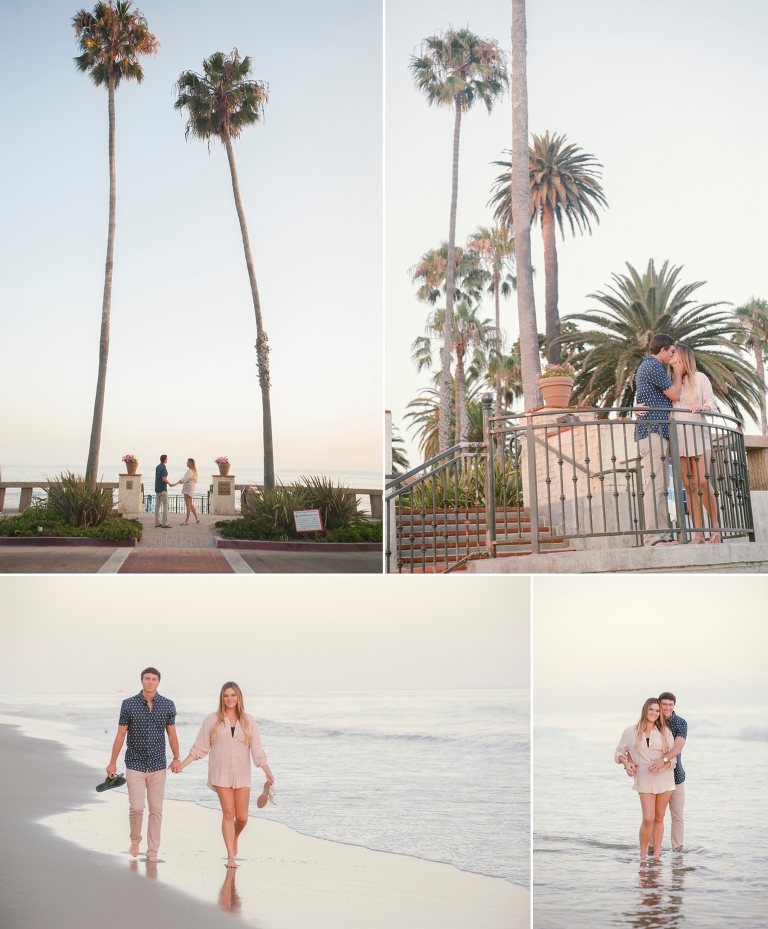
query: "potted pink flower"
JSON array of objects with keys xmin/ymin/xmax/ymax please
[
  {"xmin": 215, "ymin": 456, "xmax": 231, "ymax": 476},
  {"xmin": 537, "ymin": 362, "xmax": 577, "ymax": 409},
  {"xmin": 121, "ymin": 453, "xmax": 139, "ymax": 475}
]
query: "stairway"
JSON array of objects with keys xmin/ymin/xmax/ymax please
[{"xmin": 392, "ymin": 507, "xmax": 574, "ymax": 573}]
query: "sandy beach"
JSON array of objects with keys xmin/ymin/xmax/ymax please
[{"xmin": 0, "ymin": 722, "xmax": 530, "ymax": 929}]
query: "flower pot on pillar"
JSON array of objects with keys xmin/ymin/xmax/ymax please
[
  {"xmin": 215, "ymin": 458, "xmax": 231, "ymax": 477},
  {"xmin": 538, "ymin": 377, "xmax": 574, "ymax": 409},
  {"xmin": 122, "ymin": 455, "xmax": 139, "ymax": 475}
]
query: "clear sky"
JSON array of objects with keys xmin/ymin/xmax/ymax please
[
  {"xmin": 0, "ymin": 0, "xmax": 382, "ymax": 477},
  {"xmin": 385, "ymin": 0, "xmax": 768, "ymax": 465},
  {"xmin": 533, "ymin": 575, "xmax": 768, "ymax": 714},
  {"xmin": 0, "ymin": 575, "xmax": 530, "ymax": 692}
]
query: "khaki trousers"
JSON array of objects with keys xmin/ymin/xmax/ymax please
[
  {"xmin": 154, "ymin": 491, "xmax": 169, "ymax": 527},
  {"xmin": 669, "ymin": 781, "xmax": 685, "ymax": 850},
  {"xmin": 127, "ymin": 767, "xmax": 167, "ymax": 856},
  {"xmin": 639, "ymin": 432, "xmax": 671, "ymax": 541}
]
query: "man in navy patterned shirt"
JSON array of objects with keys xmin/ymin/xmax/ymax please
[
  {"xmin": 634, "ymin": 334, "xmax": 683, "ymax": 544},
  {"xmin": 648, "ymin": 691, "xmax": 688, "ymax": 851},
  {"xmin": 107, "ymin": 667, "xmax": 180, "ymax": 862}
]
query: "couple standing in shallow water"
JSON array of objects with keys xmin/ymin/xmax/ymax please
[
  {"xmin": 615, "ymin": 692, "xmax": 688, "ymax": 859},
  {"xmin": 107, "ymin": 668, "xmax": 275, "ymax": 869},
  {"xmin": 154, "ymin": 455, "xmax": 201, "ymax": 527}
]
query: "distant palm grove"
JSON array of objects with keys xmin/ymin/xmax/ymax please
[
  {"xmin": 72, "ymin": 1, "xmax": 276, "ymax": 487},
  {"xmin": 401, "ymin": 23, "xmax": 767, "ymax": 464}
]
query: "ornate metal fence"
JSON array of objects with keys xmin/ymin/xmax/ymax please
[{"xmin": 386, "ymin": 396, "xmax": 755, "ymax": 573}]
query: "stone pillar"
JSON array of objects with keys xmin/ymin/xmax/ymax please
[
  {"xmin": 118, "ymin": 474, "xmax": 142, "ymax": 515},
  {"xmin": 212, "ymin": 475, "xmax": 236, "ymax": 515}
]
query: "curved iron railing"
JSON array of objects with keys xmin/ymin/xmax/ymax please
[{"xmin": 386, "ymin": 396, "xmax": 755, "ymax": 573}]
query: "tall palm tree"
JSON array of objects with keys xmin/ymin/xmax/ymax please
[
  {"xmin": 72, "ymin": 1, "xmax": 158, "ymax": 484},
  {"xmin": 490, "ymin": 131, "xmax": 608, "ymax": 364},
  {"xmin": 175, "ymin": 50, "xmax": 275, "ymax": 487},
  {"xmin": 556, "ymin": 259, "xmax": 762, "ymax": 419},
  {"xmin": 410, "ymin": 28, "xmax": 508, "ymax": 452},
  {"xmin": 405, "ymin": 377, "xmax": 486, "ymax": 460},
  {"xmin": 410, "ymin": 243, "xmax": 485, "ymax": 307},
  {"xmin": 466, "ymin": 224, "xmax": 515, "ymax": 414},
  {"xmin": 509, "ymin": 0, "xmax": 541, "ymax": 410},
  {"xmin": 733, "ymin": 297, "xmax": 768, "ymax": 434}
]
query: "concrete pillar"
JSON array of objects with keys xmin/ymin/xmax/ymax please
[
  {"xmin": 118, "ymin": 474, "xmax": 142, "ymax": 515},
  {"xmin": 212, "ymin": 475, "xmax": 236, "ymax": 515}
]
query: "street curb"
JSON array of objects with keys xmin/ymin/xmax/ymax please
[
  {"xmin": 0, "ymin": 537, "xmax": 137, "ymax": 548},
  {"xmin": 217, "ymin": 539, "xmax": 382, "ymax": 553}
]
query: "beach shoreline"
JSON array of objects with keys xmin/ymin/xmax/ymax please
[{"xmin": 1, "ymin": 721, "xmax": 530, "ymax": 929}]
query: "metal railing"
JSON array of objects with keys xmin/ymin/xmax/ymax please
[
  {"xmin": 386, "ymin": 395, "xmax": 755, "ymax": 572},
  {"xmin": 144, "ymin": 492, "xmax": 211, "ymax": 515}
]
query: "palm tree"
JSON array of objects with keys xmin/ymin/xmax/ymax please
[
  {"xmin": 412, "ymin": 303, "xmax": 499, "ymax": 443},
  {"xmin": 509, "ymin": 0, "xmax": 541, "ymax": 411},
  {"xmin": 390, "ymin": 426, "xmax": 410, "ymax": 476},
  {"xmin": 410, "ymin": 242, "xmax": 486, "ymax": 308},
  {"xmin": 405, "ymin": 377, "xmax": 486, "ymax": 460},
  {"xmin": 490, "ymin": 131, "xmax": 608, "ymax": 364},
  {"xmin": 72, "ymin": 1, "xmax": 158, "ymax": 484},
  {"xmin": 174, "ymin": 50, "xmax": 275, "ymax": 487},
  {"xmin": 466, "ymin": 224, "xmax": 515, "ymax": 414},
  {"xmin": 487, "ymin": 350, "xmax": 523, "ymax": 411},
  {"xmin": 734, "ymin": 297, "xmax": 768, "ymax": 434},
  {"xmin": 410, "ymin": 28, "xmax": 508, "ymax": 452},
  {"xmin": 556, "ymin": 259, "xmax": 762, "ymax": 419}
]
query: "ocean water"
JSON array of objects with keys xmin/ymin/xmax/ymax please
[
  {"xmin": 534, "ymin": 707, "xmax": 768, "ymax": 928},
  {"xmin": 0, "ymin": 465, "xmax": 381, "ymax": 512},
  {"xmin": 0, "ymin": 689, "xmax": 529, "ymax": 888}
]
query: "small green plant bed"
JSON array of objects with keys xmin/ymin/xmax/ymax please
[
  {"xmin": 216, "ymin": 518, "xmax": 382, "ymax": 544},
  {"xmin": 0, "ymin": 506, "xmax": 142, "ymax": 541}
]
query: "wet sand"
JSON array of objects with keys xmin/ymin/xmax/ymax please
[{"xmin": 0, "ymin": 722, "xmax": 530, "ymax": 929}]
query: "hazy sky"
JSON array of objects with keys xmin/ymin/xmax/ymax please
[
  {"xmin": 0, "ymin": 0, "xmax": 382, "ymax": 476},
  {"xmin": 533, "ymin": 575, "xmax": 768, "ymax": 714},
  {"xmin": 385, "ymin": 0, "xmax": 768, "ymax": 464},
  {"xmin": 0, "ymin": 576, "xmax": 530, "ymax": 692}
]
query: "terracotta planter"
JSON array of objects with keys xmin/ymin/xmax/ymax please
[
  {"xmin": 217, "ymin": 462, "xmax": 231, "ymax": 476},
  {"xmin": 125, "ymin": 460, "xmax": 138, "ymax": 475},
  {"xmin": 538, "ymin": 376, "xmax": 574, "ymax": 409}
]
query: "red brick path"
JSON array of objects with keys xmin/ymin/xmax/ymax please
[{"xmin": 117, "ymin": 550, "xmax": 234, "ymax": 574}]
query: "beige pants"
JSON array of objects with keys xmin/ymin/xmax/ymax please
[
  {"xmin": 127, "ymin": 767, "xmax": 167, "ymax": 857},
  {"xmin": 639, "ymin": 432, "xmax": 671, "ymax": 541},
  {"xmin": 154, "ymin": 491, "xmax": 169, "ymax": 527},
  {"xmin": 669, "ymin": 781, "xmax": 685, "ymax": 850}
]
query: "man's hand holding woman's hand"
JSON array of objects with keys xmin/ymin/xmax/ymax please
[
  {"xmin": 169, "ymin": 758, "xmax": 183, "ymax": 773},
  {"xmin": 623, "ymin": 759, "xmax": 637, "ymax": 777},
  {"xmin": 647, "ymin": 758, "xmax": 669, "ymax": 774}
]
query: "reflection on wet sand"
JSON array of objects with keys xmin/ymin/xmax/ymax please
[
  {"xmin": 624, "ymin": 856, "xmax": 693, "ymax": 928},
  {"xmin": 218, "ymin": 869, "xmax": 242, "ymax": 915}
]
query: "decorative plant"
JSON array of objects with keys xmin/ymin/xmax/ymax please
[
  {"xmin": 45, "ymin": 471, "xmax": 116, "ymax": 528},
  {"xmin": 121, "ymin": 453, "xmax": 138, "ymax": 463},
  {"xmin": 215, "ymin": 456, "xmax": 230, "ymax": 464},
  {"xmin": 538, "ymin": 362, "xmax": 576, "ymax": 379}
]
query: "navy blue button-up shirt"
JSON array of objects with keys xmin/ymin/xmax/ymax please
[
  {"xmin": 667, "ymin": 711, "xmax": 687, "ymax": 784},
  {"xmin": 118, "ymin": 692, "xmax": 177, "ymax": 772},
  {"xmin": 635, "ymin": 354, "xmax": 673, "ymax": 441},
  {"xmin": 155, "ymin": 463, "xmax": 168, "ymax": 494}
]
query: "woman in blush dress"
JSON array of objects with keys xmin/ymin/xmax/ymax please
[
  {"xmin": 615, "ymin": 698, "xmax": 676, "ymax": 859},
  {"xmin": 178, "ymin": 458, "xmax": 200, "ymax": 526},
  {"xmin": 671, "ymin": 344, "xmax": 721, "ymax": 543},
  {"xmin": 177, "ymin": 682, "xmax": 275, "ymax": 868}
]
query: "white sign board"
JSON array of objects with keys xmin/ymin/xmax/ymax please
[{"xmin": 293, "ymin": 508, "xmax": 324, "ymax": 532}]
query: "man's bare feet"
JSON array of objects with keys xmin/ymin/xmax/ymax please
[
  {"xmin": 129, "ymin": 843, "xmax": 139, "ymax": 857},
  {"xmin": 226, "ymin": 857, "xmax": 238, "ymax": 869}
]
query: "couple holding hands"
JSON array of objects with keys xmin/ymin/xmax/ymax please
[
  {"xmin": 615, "ymin": 692, "xmax": 687, "ymax": 860},
  {"xmin": 107, "ymin": 668, "xmax": 275, "ymax": 869},
  {"xmin": 154, "ymin": 455, "xmax": 201, "ymax": 527}
]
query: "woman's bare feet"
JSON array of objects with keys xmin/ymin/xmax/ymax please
[
  {"xmin": 709, "ymin": 532, "xmax": 722, "ymax": 544},
  {"xmin": 226, "ymin": 857, "xmax": 238, "ymax": 869},
  {"xmin": 129, "ymin": 842, "xmax": 139, "ymax": 857},
  {"xmin": 180, "ymin": 521, "xmax": 189, "ymax": 526}
]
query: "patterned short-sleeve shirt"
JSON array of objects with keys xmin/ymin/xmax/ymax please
[
  {"xmin": 635, "ymin": 354, "xmax": 673, "ymax": 441},
  {"xmin": 119, "ymin": 692, "xmax": 176, "ymax": 772},
  {"xmin": 666, "ymin": 712, "xmax": 687, "ymax": 784}
]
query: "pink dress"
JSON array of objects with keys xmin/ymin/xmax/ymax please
[{"xmin": 189, "ymin": 713, "xmax": 267, "ymax": 790}]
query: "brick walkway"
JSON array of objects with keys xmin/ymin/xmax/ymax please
[
  {"xmin": 136, "ymin": 512, "xmax": 224, "ymax": 549},
  {"xmin": 117, "ymin": 549, "xmax": 234, "ymax": 573}
]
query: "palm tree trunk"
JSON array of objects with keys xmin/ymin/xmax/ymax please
[
  {"xmin": 494, "ymin": 272, "xmax": 502, "ymax": 417},
  {"xmin": 85, "ymin": 78, "xmax": 116, "ymax": 486},
  {"xmin": 510, "ymin": 0, "xmax": 542, "ymax": 410},
  {"xmin": 455, "ymin": 351, "xmax": 467, "ymax": 443},
  {"xmin": 223, "ymin": 131, "xmax": 275, "ymax": 488},
  {"xmin": 542, "ymin": 205, "xmax": 561, "ymax": 364},
  {"xmin": 439, "ymin": 100, "xmax": 463, "ymax": 452},
  {"xmin": 755, "ymin": 338, "xmax": 767, "ymax": 435}
]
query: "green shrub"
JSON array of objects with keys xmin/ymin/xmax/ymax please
[
  {"xmin": 320, "ymin": 523, "xmax": 383, "ymax": 543},
  {"xmin": 0, "ymin": 504, "xmax": 141, "ymax": 541},
  {"xmin": 237, "ymin": 475, "xmax": 362, "ymax": 537},
  {"xmin": 45, "ymin": 472, "xmax": 115, "ymax": 528},
  {"xmin": 89, "ymin": 518, "xmax": 143, "ymax": 541},
  {"xmin": 216, "ymin": 517, "xmax": 290, "ymax": 542}
]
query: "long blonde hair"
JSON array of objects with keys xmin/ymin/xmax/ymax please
[
  {"xmin": 186, "ymin": 458, "xmax": 199, "ymax": 481},
  {"xmin": 210, "ymin": 681, "xmax": 251, "ymax": 744},
  {"xmin": 675, "ymin": 343, "xmax": 701, "ymax": 407},
  {"xmin": 634, "ymin": 697, "xmax": 672, "ymax": 752}
]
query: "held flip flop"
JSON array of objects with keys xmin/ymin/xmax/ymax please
[{"xmin": 96, "ymin": 774, "xmax": 127, "ymax": 792}]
